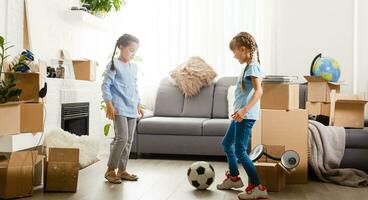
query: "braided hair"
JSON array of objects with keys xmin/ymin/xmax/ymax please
[
  {"xmin": 110, "ymin": 33, "xmax": 139, "ymax": 70},
  {"xmin": 229, "ymin": 32, "xmax": 260, "ymax": 92}
]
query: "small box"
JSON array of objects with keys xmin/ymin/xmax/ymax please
[
  {"xmin": 261, "ymin": 83, "xmax": 299, "ymax": 110},
  {"xmin": 72, "ymin": 60, "xmax": 96, "ymax": 81},
  {"xmin": 304, "ymin": 76, "xmax": 341, "ymax": 102},
  {"xmin": 0, "ymin": 102, "xmax": 44, "ymax": 136},
  {"xmin": 306, "ymin": 102, "xmax": 331, "ymax": 116},
  {"xmin": 330, "ymin": 91, "xmax": 368, "ymax": 128},
  {"xmin": 44, "ymin": 148, "xmax": 80, "ymax": 192},
  {"xmin": 0, "ymin": 151, "xmax": 41, "ymax": 199},
  {"xmin": 255, "ymin": 162, "xmax": 288, "ymax": 192}
]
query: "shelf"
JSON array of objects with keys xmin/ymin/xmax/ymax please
[{"xmin": 65, "ymin": 10, "xmax": 106, "ymax": 30}]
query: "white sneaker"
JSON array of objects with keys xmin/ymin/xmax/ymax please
[
  {"xmin": 216, "ymin": 171, "xmax": 244, "ymax": 190},
  {"xmin": 238, "ymin": 184, "xmax": 268, "ymax": 200}
]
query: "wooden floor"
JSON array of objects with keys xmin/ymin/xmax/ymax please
[{"xmin": 30, "ymin": 156, "xmax": 368, "ymax": 200}]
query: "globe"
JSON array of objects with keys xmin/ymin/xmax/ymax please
[{"xmin": 311, "ymin": 54, "xmax": 341, "ymax": 82}]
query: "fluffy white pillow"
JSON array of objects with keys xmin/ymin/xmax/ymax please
[{"xmin": 227, "ymin": 85, "xmax": 236, "ymax": 119}]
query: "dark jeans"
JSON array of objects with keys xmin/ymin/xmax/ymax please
[{"xmin": 222, "ymin": 119, "xmax": 260, "ymax": 185}]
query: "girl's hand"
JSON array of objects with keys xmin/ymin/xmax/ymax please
[
  {"xmin": 106, "ymin": 101, "xmax": 116, "ymax": 120},
  {"xmin": 137, "ymin": 106, "xmax": 144, "ymax": 118},
  {"xmin": 232, "ymin": 108, "xmax": 247, "ymax": 122}
]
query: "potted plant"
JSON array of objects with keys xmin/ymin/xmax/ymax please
[
  {"xmin": 0, "ymin": 35, "xmax": 22, "ymax": 103},
  {"xmin": 80, "ymin": 0, "xmax": 126, "ymax": 17}
]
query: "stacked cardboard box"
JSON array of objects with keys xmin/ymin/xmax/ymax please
[
  {"xmin": 0, "ymin": 151, "xmax": 44, "ymax": 199},
  {"xmin": 0, "ymin": 72, "xmax": 45, "ymax": 199},
  {"xmin": 252, "ymin": 81, "xmax": 308, "ymax": 184},
  {"xmin": 304, "ymin": 76, "xmax": 367, "ymax": 128}
]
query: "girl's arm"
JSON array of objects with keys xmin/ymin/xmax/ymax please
[
  {"xmin": 101, "ymin": 68, "xmax": 116, "ymax": 120},
  {"xmin": 233, "ymin": 76, "xmax": 263, "ymax": 122}
]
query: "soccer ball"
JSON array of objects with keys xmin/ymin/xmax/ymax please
[{"xmin": 187, "ymin": 161, "xmax": 215, "ymax": 190}]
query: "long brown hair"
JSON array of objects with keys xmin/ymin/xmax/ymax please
[
  {"xmin": 110, "ymin": 33, "xmax": 139, "ymax": 70},
  {"xmin": 229, "ymin": 32, "xmax": 260, "ymax": 92}
]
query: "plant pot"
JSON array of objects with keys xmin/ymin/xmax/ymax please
[{"xmin": 93, "ymin": 11, "xmax": 107, "ymax": 18}]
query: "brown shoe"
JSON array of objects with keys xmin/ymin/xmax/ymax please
[
  {"xmin": 105, "ymin": 171, "xmax": 122, "ymax": 184},
  {"xmin": 117, "ymin": 171, "xmax": 139, "ymax": 181}
]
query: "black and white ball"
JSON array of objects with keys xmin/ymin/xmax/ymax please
[{"xmin": 187, "ymin": 161, "xmax": 215, "ymax": 190}]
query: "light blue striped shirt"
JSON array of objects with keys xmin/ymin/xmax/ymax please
[
  {"xmin": 233, "ymin": 61, "xmax": 265, "ymax": 120},
  {"xmin": 101, "ymin": 59, "xmax": 140, "ymax": 118}
]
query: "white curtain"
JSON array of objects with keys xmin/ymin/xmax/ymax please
[{"xmin": 108, "ymin": 0, "xmax": 262, "ymax": 109}]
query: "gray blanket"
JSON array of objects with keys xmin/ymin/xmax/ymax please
[{"xmin": 308, "ymin": 120, "xmax": 368, "ymax": 187}]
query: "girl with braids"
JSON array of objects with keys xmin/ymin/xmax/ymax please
[
  {"xmin": 101, "ymin": 33, "xmax": 144, "ymax": 184},
  {"xmin": 217, "ymin": 32, "xmax": 268, "ymax": 200}
]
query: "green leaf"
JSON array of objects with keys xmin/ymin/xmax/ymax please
[
  {"xmin": 104, "ymin": 124, "xmax": 111, "ymax": 136},
  {"xmin": 0, "ymin": 36, "xmax": 4, "ymax": 46}
]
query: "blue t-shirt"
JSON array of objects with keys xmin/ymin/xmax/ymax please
[
  {"xmin": 101, "ymin": 59, "xmax": 141, "ymax": 118},
  {"xmin": 233, "ymin": 61, "xmax": 265, "ymax": 120}
]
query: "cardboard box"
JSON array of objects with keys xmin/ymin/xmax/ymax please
[
  {"xmin": 0, "ymin": 151, "xmax": 41, "ymax": 199},
  {"xmin": 330, "ymin": 91, "xmax": 368, "ymax": 128},
  {"xmin": 5, "ymin": 72, "xmax": 41, "ymax": 102},
  {"xmin": 0, "ymin": 132, "xmax": 44, "ymax": 152},
  {"xmin": 44, "ymin": 148, "xmax": 80, "ymax": 192},
  {"xmin": 261, "ymin": 83, "xmax": 299, "ymax": 110},
  {"xmin": 73, "ymin": 60, "xmax": 96, "ymax": 81},
  {"xmin": 0, "ymin": 102, "xmax": 44, "ymax": 136},
  {"xmin": 255, "ymin": 162, "xmax": 287, "ymax": 192},
  {"xmin": 306, "ymin": 101, "xmax": 330, "ymax": 116},
  {"xmin": 304, "ymin": 76, "xmax": 341, "ymax": 102},
  {"xmin": 251, "ymin": 109, "xmax": 308, "ymax": 184}
]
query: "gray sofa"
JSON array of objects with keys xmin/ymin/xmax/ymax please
[{"xmin": 134, "ymin": 77, "xmax": 237, "ymax": 156}]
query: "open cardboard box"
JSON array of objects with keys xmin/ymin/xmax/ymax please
[
  {"xmin": 0, "ymin": 151, "xmax": 43, "ymax": 199},
  {"xmin": 330, "ymin": 90, "xmax": 368, "ymax": 128},
  {"xmin": 304, "ymin": 76, "xmax": 341, "ymax": 103},
  {"xmin": 44, "ymin": 147, "xmax": 80, "ymax": 192},
  {"xmin": 254, "ymin": 145, "xmax": 289, "ymax": 192},
  {"xmin": 261, "ymin": 83, "xmax": 299, "ymax": 110},
  {"xmin": 0, "ymin": 101, "xmax": 44, "ymax": 136}
]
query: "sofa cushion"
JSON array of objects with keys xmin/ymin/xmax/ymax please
[
  {"xmin": 137, "ymin": 117, "xmax": 209, "ymax": 136},
  {"xmin": 212, "ymin": 77, "xmax": 237, "ymax": 118},
  {"xmin": 203, "ymin": 119, "xmax": 231, "ymax": 136},
  {"xmin": 154, "ymin": 78, "xmax": 184, "ymax": 117},
  {"xmin": 182, "ymin": 84, "xmax": 214, "ymax": 118}
]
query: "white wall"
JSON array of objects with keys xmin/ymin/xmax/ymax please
[
  {"xmin": 0, "ymin": 0, "xmax": 6, "ymax": 38},
  {"xmin": 356, "ymin": 0, "xmax": 368, "ymax": 95},
  {"xmin": 265, "ymin": 0, "xmax": 368, "ymax": 96},
  {"xmin": 260, "ymin": 0, "xmax": 368, "ymax": 117}
]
